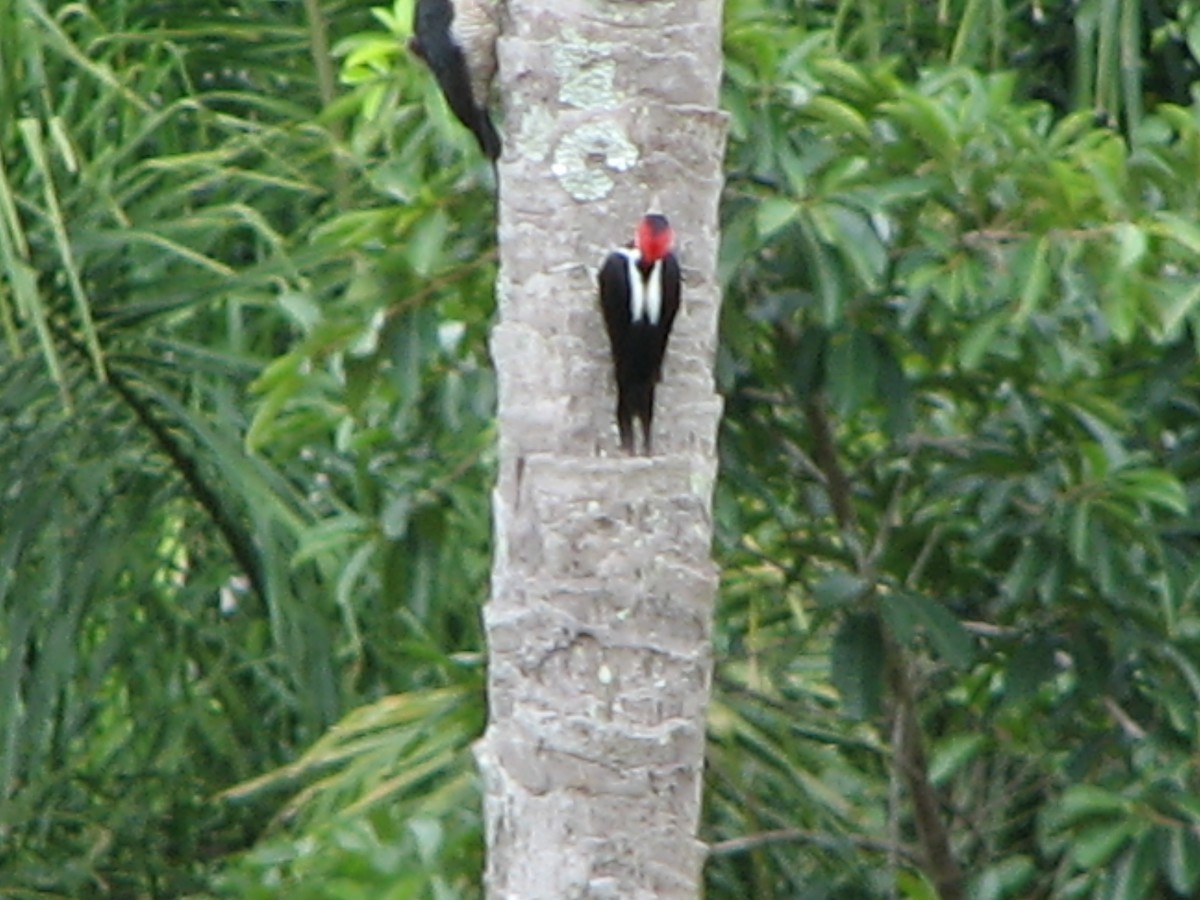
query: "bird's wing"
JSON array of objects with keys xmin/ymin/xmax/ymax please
[
  {"xmin": 599, "ymin": 250, "xmax": 633, "ymax": 362},
  {"xmin": 655, "ymin": 252, "xmax": 682, "ymax": 379}
]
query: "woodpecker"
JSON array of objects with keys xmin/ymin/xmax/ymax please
[
  {"xmin": 409, "ymin": 0, "xmax": 501, "ymax": 161},
  {"xmin": 598, "ymin": 214, "xmax": 682, "ymax": 455}
]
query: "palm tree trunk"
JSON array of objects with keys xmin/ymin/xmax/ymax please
[{"xmin": 476, "ymin": 0, "xmax": 727, "ymax": 896}]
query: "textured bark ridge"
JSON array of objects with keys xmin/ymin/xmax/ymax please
[{"xmin": 476, "ymin": 0, "xmax": 727, "ymax": 896}]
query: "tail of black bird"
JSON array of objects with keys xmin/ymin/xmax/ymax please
[
  {"xmin": 616, "ymin": 379, "xmax": 657, "ymax": 456},
  {"xmin": 473, "ymin": 109, "xmax": 501, "ymax": 161}
]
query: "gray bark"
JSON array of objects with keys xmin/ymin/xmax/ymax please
[{"xmin": 476, "ymin": 0, "xmax": 726, "ymax": 896}]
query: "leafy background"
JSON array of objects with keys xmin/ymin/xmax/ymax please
[{"xmin": 2, "ymin": 0, "xmax": 1200, "ymax": 897}]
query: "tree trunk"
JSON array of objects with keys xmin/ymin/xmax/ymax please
[{"xmin": 475, "ymin": 0, "xmax": 727, "ymax": 896}]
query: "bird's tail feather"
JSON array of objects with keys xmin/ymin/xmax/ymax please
[{"xmin": 618, "ymin": 380, "xmax": 655, "ymax": 455}]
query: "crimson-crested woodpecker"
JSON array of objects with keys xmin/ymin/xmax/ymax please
[
  {"xmin": 598, "ymin": 214, "xmax": 682, "ymax": 455},
  {"xmin": 409, "ymin": 0, "xmax": 500, "ymax": 161}
]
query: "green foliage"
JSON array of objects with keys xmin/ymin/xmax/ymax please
[
  {"xmin": 710, "ymin": 1, "xmax": 1200, "ymax": 896},
  {"xmin": 213, "ymin": 680, "xmax": 484, "ymax": 899},
  {"xmin": 0, "ymin": 0, "xmax": 492, "ymax": 894}
]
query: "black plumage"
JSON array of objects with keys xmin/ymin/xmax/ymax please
[
  {"xmin": 598, "ymin": 216, "xmax": 682, "ymax": 455},
  {"xmin": 410, "ymin": 0, "xmax": 501, "ymax": 161}
]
